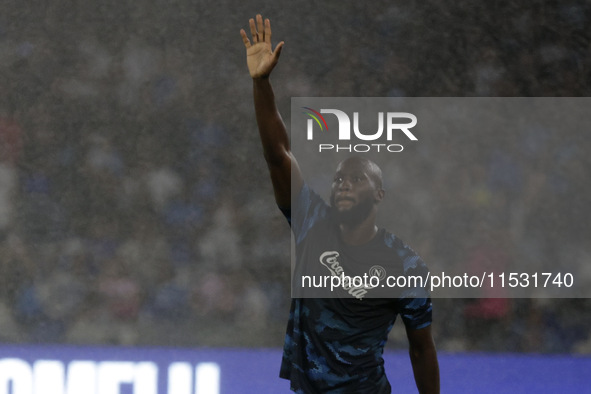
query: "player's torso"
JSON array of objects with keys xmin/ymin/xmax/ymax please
[{"xmin": 293, "ymin": 216, "xmax": 405, "ymax": 300}]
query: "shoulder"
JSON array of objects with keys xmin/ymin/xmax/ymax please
[
  {"xmin": 295, "ymin": 183, "xmax": 331, "ymax": 219},
  {"xmin": 287, "ymin": 183, "xmax": 334, "ymax": 243},
  {"xmin": 380, "ymin": 230, "xmax": 426, "ymax": 272},
  {"xmin": 280, "ymin": 183, "xmax": 327, "ymax": 218}
]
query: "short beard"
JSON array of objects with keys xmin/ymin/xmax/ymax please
[{"xmin": 330, "ymin": 197, "xmax": 374, "ymax": 226}]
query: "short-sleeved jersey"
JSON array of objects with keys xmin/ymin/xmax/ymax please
[{"xmin": 279, "ymin": 184, "xmax": 432, "ymax": 394}]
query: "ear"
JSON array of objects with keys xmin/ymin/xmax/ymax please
[{"xmin": 374, "ymin": 188, "xmax": 385, "ymax": 204}]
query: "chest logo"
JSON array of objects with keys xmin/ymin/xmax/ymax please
[
  {"xmin": 319, "ymin": 251, "xmax": 344, "ymax": 275},
  {"xmin": 369, "ymin": 265, "xmax": 387, "ymax": 280},
  {"xmin": 318, "ymin": 251, "xmax": 381, "ymax": 300}
]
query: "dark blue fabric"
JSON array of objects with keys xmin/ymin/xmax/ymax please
[{"xmin": 280, "ymin": 184, "xmax": 432, "ymax": 393}]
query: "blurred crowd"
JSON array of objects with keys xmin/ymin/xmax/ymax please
[{"xmin": 0, "ymin": 0, "xmax": 590, "ymax": 353}]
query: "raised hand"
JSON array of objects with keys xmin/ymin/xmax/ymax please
[{"xmin": 240, "ymin": 14, "xmax": 284, "ymax": 79}]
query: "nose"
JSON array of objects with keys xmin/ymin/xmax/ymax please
[{"xmin": 339, "ymin": 178, "xmax": 352, "ymax": 191}]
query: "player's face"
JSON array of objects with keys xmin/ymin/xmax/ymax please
[{"xmin": 330, "ymin": 159, "xmax": 380, "ymax": 224}]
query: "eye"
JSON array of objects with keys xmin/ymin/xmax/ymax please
[{"xmin": 334, "ymin": 176, "xmax": 344, "ymax": 183}]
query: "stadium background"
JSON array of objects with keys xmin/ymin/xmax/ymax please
[{"xmin": 0, "ymin": 0, "xmax": 590, "ymax": 392}]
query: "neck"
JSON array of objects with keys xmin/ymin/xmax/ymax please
[{"xmin": 339, "ymin": 212, "xmax": 378, "ymax": 246}]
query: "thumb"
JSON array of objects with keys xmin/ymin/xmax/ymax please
[{"xmin": 273, "ymin": 41, "xmax": 285, "ymax": 60}]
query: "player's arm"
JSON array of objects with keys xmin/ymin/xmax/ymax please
[
  {"xmin": 240, "ymin": 14, "xmax": 303, "ymax": 209},
  {"xmin": 406, "ymin": 325, "xmax": 440, "ymax": 394}
]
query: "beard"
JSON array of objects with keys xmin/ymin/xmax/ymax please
[{"xmin": 330, "ymin": 195, "xmax": 374, "ymax": 226}]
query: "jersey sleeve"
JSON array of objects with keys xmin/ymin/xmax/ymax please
[
  {"xmin": 279, "ymin": 183, "xmax": 329, "ymax": 245},
  {"xmin": 399, "ymin": 296, "xmax": 432, "ymax": 330},
  {"xmin": 398, "ymin": 244, "xmax": 433, "ymax": 330}
]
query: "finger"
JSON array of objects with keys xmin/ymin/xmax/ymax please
[
  {"xmin": 256, "ymin": 14, "xmax": 264, "ymax": 42},
  {"xmin": 273, "ymin": 41, "xmax": 285, "ymax": 60},
  {"xmin": 264, "ymin": 18, "xmax": 272, "ymax": 44},
  {"xmin": 249, "ymin": 18, "xmax": 258, "ymax": 42},
  {"xmin": 240, "ymin": 29, "xmax": 251, "ymax": 48}
]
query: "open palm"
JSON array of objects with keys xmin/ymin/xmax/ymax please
[{"xmin": 240, "ymin": 15, "xmax": 284, "ymax": 79}]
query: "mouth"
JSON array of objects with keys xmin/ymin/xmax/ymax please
[{"xmin": 335, "ymin": 196, "xmax": 355, "ymax": 208}]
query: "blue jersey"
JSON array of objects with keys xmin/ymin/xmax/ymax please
[{"xmin": 280, "ymin": 184, "xmax": 432, "ymax": 393}]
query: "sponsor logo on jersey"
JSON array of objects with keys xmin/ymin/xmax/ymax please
[{"xmin": 319, "ymin": 251, "xmax": 382, "ymax": 299}]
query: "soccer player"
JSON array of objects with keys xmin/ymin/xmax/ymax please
[{"xmin": 240, "ymin": 15, "xmax": 440, "ymax": 393}]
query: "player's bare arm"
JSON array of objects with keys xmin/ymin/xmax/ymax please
[
  {"xmin": 406, "ymin": 325, "xmax": 440, "ymax": 393},
  {"xmin": 241, "ymin": 14, "xmax": 303, "ymax": 209}
]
